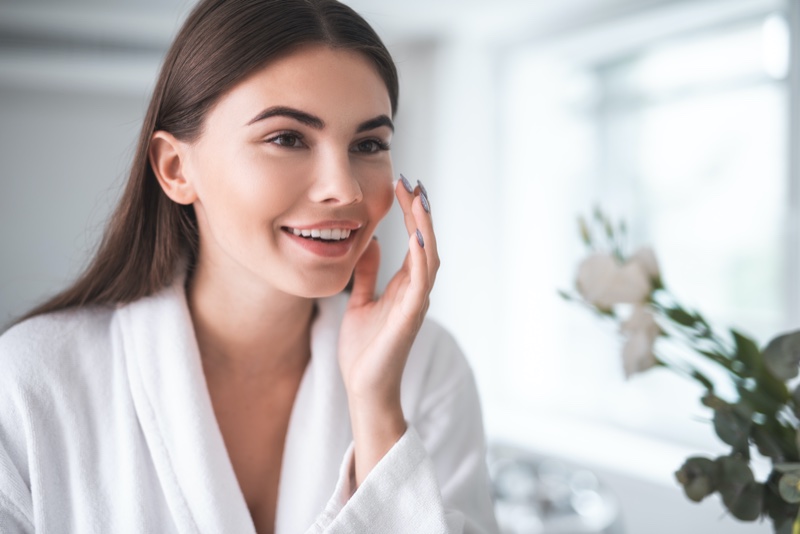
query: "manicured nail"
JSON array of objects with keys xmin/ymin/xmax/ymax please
[
  {"xmin": 419, "ymin": 191, "xmax": 430, "ymax": 214},
  {"xmin": 416, "ymin": 180, "xmax": 428, "ymax": 198},
  {"xmin": 415, "ymin": 229, "xmax": 424, "ymax": 248},
  {"xmin": 399, "ymin": 174, "xmax": 414, "ymax": 194}
]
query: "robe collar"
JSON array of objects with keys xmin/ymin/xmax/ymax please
[{"xmin": 115, "ymin": 271, "xmax": 351, "ymax": 533}]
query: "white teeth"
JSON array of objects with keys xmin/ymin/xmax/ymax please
[{"xmin": 287, "ymin": 228, "xmax": 353, "ymax": 241}]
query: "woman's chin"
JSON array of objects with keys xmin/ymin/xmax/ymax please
[{"xmin": 291, "ymin": 275, "xmax": 353, "ymax": 299}]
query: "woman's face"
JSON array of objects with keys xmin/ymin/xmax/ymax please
[{"xmin": 181, "ymin": 45, "xmax": 395, "ymax": 298}]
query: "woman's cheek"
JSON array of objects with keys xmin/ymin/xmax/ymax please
[{"xmin": 368, "ymin": 169, "xmax": 395, "ymax": 219}]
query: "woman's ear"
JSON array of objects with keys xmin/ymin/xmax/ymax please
[{"xmin": 149, "ymin": 131, "xmax": 197, "ymax": 205}]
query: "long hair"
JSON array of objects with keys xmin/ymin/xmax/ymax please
[{"xmin": 15, "ymin": 0, "xmax": 398, "ymax": 325}]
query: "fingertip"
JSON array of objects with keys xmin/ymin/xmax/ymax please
[{"xmin": 399, "ymin": 173, "xmax": 414, "ymax": 194}]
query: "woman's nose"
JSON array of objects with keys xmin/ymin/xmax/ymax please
[{"xmin": 307, "ymin": 150, "xmax": 363, "ymax": 205}]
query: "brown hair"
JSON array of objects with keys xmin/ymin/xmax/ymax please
[{"xmin": 16, "ymin": 0, "xmax": 398, "ymax": 325}]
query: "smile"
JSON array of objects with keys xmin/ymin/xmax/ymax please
[{"xmin": 284, "ymin": 227, "xmax": 353, "ymax": 241}]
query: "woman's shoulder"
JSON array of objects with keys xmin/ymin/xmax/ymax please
[{"xmin": 0, "ymin": 305, "xmax": 116, "ymax": 386}]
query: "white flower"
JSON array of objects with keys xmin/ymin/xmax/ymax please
[
  {"xmin": 629, "ymin": 247, "xmax": 661, "ymax": 286},
  {"xmin": 576, "ymin": 252, "xmax": 652, "ymax": 309},
  {"xmin": 620, "ymin": 305, "xmax": 661, "ymax": 378}
]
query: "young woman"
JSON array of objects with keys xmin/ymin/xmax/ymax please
[{"xmin": 0, "ymin": 1, "xmax": 499, "ymax": 532}]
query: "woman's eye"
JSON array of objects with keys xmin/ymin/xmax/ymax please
[
  {"xmin": 268, "ymin": 133, "xmax": 304, "ymax": 148},
  {"xmin": 353, "ymin": 139, "xmax": 389, "ymax": 154}
]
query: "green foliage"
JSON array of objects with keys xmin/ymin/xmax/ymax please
[
  {"xmin": 675, "ymin": 457, "xmax": 718, "ymax": 502},
  {"xmin": 764, "ymin": 332, "xmax": 800, "ymax": 382},
  {"xmin": 713, "ymin": 404, "xmax": 752, "ymax": 453},
  {"xmin": 565, "ymin": 209, "xmax": 800, "ymax": 534}
]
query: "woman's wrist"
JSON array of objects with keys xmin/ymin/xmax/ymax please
[{"xmin": 347, "ymin": 398, "xmax": 407, "ymax": 486}]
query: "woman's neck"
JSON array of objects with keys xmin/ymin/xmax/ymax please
[{"xmin": 186, "ymin": 259, "xmax": 315, "ymax": 381}]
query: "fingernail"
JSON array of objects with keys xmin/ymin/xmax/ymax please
[
  {"xmin": 399, "ymin": 174, "xmax": 414, "ymax": 194},
  {"xmin": 415, "ymin": 229, "xmax": 425, "ymax": 248},
  {"xmin": 416, "ymin": 180, "xmax": 428, "ymax": 198},
  {"xmin": 419, "ymin": 191, "xmax": 430, "ymax": 214}
]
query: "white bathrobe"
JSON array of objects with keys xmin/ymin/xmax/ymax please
[{"xmin": 0, "ymin": 274, "xmax": 499, "ymax": 534}]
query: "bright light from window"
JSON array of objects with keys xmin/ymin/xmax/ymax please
[
  {"xmin": 500, "ymin": 12, "xmax": 789, "ymax": 450},
  {"xmin": 761, "ymin": 12, "xmax": 790, "ymax": 80}
]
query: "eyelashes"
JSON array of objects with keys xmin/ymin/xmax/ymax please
[
  {"xmin": 263, "ymin": 131, "xmax": 390, "ymax": 153},
  {"xmin": 266, "ymin": 132, "xmax": 305, "ymax": 148},
  {"xmin": 352, "ymin": 139, "xmax": 390, "ymax": 153}
]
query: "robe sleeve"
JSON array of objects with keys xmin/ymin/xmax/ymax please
[{"xmin": 306, "ymin": 331, "xmax": 499, "ymax": 534}]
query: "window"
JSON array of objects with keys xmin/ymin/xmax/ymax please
[{"xmin": 496, "ymin": 2, "xmax": 791, "ymax": 452}]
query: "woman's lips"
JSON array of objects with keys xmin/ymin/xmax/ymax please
[{"xmin": 281, "ymin": 226, "xmax": 359, "ymax": 258}]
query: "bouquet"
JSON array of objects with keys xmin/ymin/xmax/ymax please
[{"xmin": 561, "ymin": 209, "xmax": 800, "ymax": 534}]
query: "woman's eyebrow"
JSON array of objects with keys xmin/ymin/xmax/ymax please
[
  {"xmin": 246, "ymin": 106, "xmax": 394, "ymax": 133},
  {"xmin": 357, "ymin": 115, "xmax": 394, "ymax": 133},
  {"xmin": 246, "ymin": 106, "xmax": 324, "ymax": 128}
]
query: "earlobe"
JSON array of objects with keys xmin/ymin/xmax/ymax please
[{"xmin": 149, "ymin": 130, "xmax": 197, "ymax": 205}]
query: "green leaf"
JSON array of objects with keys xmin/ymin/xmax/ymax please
[
  {"xmin": 691, "ymin": 369, "xmax": 715, "ymax": 392},
  {"xmin": 717, "ymin": 455, "xmax": 755, "ymax": 486},
  {"xmin": 764, "ymin": 331, "xmax": 800, "ymax": 382},
  {"xmin": 796, "ymin": 429, "xmax": 800, "ymax": 461},
  {"xmin": 775, "ymin": 464, "xmax": 800, "ymax": 475},
  {"xmin": 593, "ymin": 205, "xmax": 604, "ymax": 223},
  {"xmin": 713, "ymin": 405, "xmax": 752, "ymax": 450},
  {"xmin": 726, "ymin": 482, "xmax": 764, "ymax": 521},
  {"xmin": 665, "ymin": 307, "xmax": 697, "ymax": 328},
  {"xmin": 675, "ymin": 457, "xmax": 718, "ymax": 502},
  {"xmin": 754, "ymin": 425, "xmax": 788, "ymax": 462},
  {"xmin": 578, "ymin": 216, "xmax": 592, "ymax": 247},
  {"xmin": 737, "ymin": 384, "xmax": 783, "ymax": 418},
  {"xmin": 779, "ymin": 473, "xmax": 800, "ymax": 503},
  {"xmin": 764, "ymin": 470, "xmax": 800, "ymax": 531},
  {"xmin": 728, "ymin": 329, "xmax": 792, "ymax": 406},
  {"xmin": 716, "ymin": 456, "xmax": 761, "ymax": 521},
  {"xmin": 732, "ymin": 329, "xmax": 761, "ymax": 376},
  {"xmin": 701, "ymin": 393, "xmax": 726, "ymax": 410},
  {"xmin": 604, "ymin": 218, "xmax": 613, "ymax": 239},
  {"xmin": 793, "ymin": 385, "xmax": 800, "ymax": 420}
]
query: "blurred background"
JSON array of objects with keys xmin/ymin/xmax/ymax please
[{"xmin": 0, "ymin": 0, "xmax": 796, "ymax": 532}]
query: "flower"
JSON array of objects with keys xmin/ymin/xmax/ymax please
[
  {"xmin": 619, "ymin": 305, "xmax": 660, "ymax": 378},
  {"xmin": 629, "ymin": 246, "xmax": 661, "ymax": 288},
  {"xmin": 575, "ymin": 253, "xmax": 652, "ymax": 309},
  {"xmin": 562, "ymin": 209, "xmax": 800, "ymax": 534}
]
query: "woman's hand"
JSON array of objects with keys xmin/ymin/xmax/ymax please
[{"xmin": 337, "ymin": 175, "xmax": 439, "ymax": 486}]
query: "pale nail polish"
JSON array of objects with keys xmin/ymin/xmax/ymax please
[{"xmin": 416, "ymin": 229, "xmax": 424, "ymax": 248}]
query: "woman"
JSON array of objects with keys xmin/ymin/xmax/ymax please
[{"xmin": 0, "ymin": 1, "xmax": 498, "ymax": 532}]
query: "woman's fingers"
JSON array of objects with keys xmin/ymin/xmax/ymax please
[
  {"xmin": 395, "ymin": 175, "xmax": 417, "ymax": 236},
  {"xmin": 401, "ymin": 228, "xmax": 429, "ymax": 319},
  {"xmin": 393, "ymin": 174, "xmax": 439, "ymax": 316},
  {"xmin": 410, "ymin": 185, "xmax": 439, "ymax": 286}
]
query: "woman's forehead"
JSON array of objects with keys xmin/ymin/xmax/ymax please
[{"xmin": 207, "ymin": 45, "xmax": 392, "ymax": 130}]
